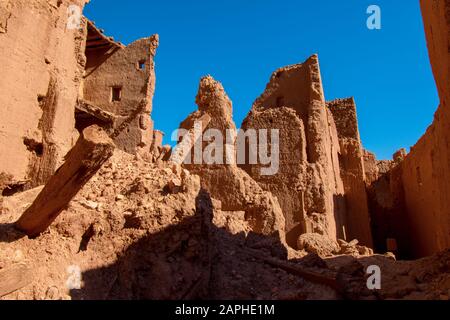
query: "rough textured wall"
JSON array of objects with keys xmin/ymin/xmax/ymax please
[
  {"xmin": 395, "ymin": 0, "xmax": 450, "ymax": 257},
  {"xmin": 83, "ymin": 29, "xmax": 159, "ymax": 155},
  {"xmin": 152, "ymin": 130, "xmax": 164, "ymax": 150},
  {"xmin": 240, "ymin": 107, "xmax": 308, "ymax": 247},
  {"xmin": 177, "ymin": 76, "xmax": 286, "ymax": 239},
  {"xmin": 0, "ymin": 0, "xmax": 89, "ymax": 187},
  {"xmin": 364, "ymin": 153, "xmax": 411, "ymax": 257},
  {"xmin": 240, "ymin": 55, "xmax": 347, "ymax": 247},
  {"xmin": 363, "ymin": 150, "xmax": 380, "ymax": 185},
  {"xmin": 327, "ymin": 98, "xmax": 373, "ymax": 247}
]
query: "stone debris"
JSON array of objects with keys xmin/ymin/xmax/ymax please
[
  {"xmin": 297, "ymin": 233, "xmax": 340, "ymax": 257},
  {"xmin": 337, "ymin": 239, "xmax": 374, "ymax": 257},
  {"xmin": 15, "ymin": 126, "xmax": 115, "ymax": 237},
  {"xmin": 0, "ymin": 0, "xmax": 449, "ymax": 301},
  {"xmin": 0, "ymin": 144, "xmax": 447, "ymax": 300}
]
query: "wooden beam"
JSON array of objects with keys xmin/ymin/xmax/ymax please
[
  {"xmin": 86, "ymin": 36, "xmax": 104, "ymax": 41},
  {"xmin": 15, "ymin": 126, "xmax": 115, "ymax": 237},
  {"xmin": 86, "ymin": 39, "xmax": 111, "ymax": 47},
  {"xmin": 244, "ymin": 248, "xmax": 341, "ymax": 292}
]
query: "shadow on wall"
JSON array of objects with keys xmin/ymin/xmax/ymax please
[
  {"xmin": 333, "ymin": 194, "xmax": 347, "ymax": 242},
  {"xmin": 366, "ymin": 167, "xmax": 412, "ymax": 260},
  {"xmin": 69, "ymin": 190, "xmax": 214, "ymax": 300},
  {"xmin": 69, "ymin": 190, "xmax": 286, "ymax": 300},
  {"xmin": 68, "ymin": 190, "xmax": 380, "ymax": 300}
]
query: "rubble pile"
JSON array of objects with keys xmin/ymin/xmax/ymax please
[
  {"xmin": 0, "ymin": 0, "xmax": 450, "ymax": 301},
  {"xmin": 0, "ymin": 149, "xmax": 449, "ymax": 300}
]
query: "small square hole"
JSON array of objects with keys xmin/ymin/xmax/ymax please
[
  {"xmin": 138, "ymin": 60, "xmax": 146, "ymax": 70},
  {"xmin": 111, "ymin": 87, "xmax": 122, "ymax": 102}
]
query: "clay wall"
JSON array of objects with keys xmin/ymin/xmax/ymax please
[
  {"xmin": 327, "ymin": 98, "xmax": 373, "ymax": 247},
  {"xmin": 391, "ymin": 0, "xmax": 450, "ymax": 257},
  {"xmin": 82, "ymin": 23, "xmax": 158, "ymax": 154},
  {"xmin": 176, "ymin": 76, "xmax": 286, "ymax": 238},
  {"xmin": 240, "ymin": 55, "xmax": 348, "ymax": 247},
  {"xmin": 0, "ymin": 0, "xmax": 89, "ymax": 188}
]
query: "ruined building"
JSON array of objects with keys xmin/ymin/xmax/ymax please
[
  {"xmin": 0, "ymin": 0, "xmax": 158, "ymax": 190},
  {"xmin": 173, "ymin": 0, "xmax": 450, "ymax": 259},
  {"xmin": 177, "ymin": 76, "xmax": 286, "ymax": 238},
  {"xmin": 239, "ymin": 56, "xmax": 372, "ymax": 249},
  {"xmin": 1, "ymin": 0, "xmax": 450, "ymax": 301},
  {"xmin": 400, "ymin": 0, "xmax": 450, "ymax": 257},
  {"xmin": 363, "ymin": 0, "xmax": 450, "ymax": 258}
]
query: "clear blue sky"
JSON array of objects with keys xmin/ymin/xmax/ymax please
[{"xmin": 84, "ymin": 0, "xmax": 439, "ymax": 160}]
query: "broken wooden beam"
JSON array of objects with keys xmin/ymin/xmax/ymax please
[
  {"xmin": 244, "ymin": 248, "xmax": 341, "ymax": 292},
  {"xmin": 15, "ymin": 125, "xmax": 115, "ymax": 237}
]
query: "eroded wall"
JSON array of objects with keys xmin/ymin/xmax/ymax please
[
  {"xmin": 83, "ymin": 32, "xmax": 159, "ymax": 154},
  {"xmin": 394, "ymin": 0, "xmax": 450, "ymax": 257},
  {"xmin": 240, "ymin": 55, "xmax": 347, "ymax": 247},
  {"xmin": 176, "ymin": 76, "xmax": 286, "ymax": 238},
  {"xmin": 0, "ymin": 0, "xmax": 89, "ymax": 187},
  {"xmin": 327, "ymin": 98, "xmax": 373, "ymax": 247},
  {"xmin": 366, "ymin": 0, "xmax": 450, "ymax": 258},
  {"xmin": 364, "ymin": 152, "xmax": 412, "ymax": 257}
]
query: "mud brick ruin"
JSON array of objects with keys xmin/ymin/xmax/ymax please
[
  {"xmin": 0, "ymin": 0, "xmax": 159, "ymax": 190},
  {"xmin": 0, "ymin": 0, "xmax": 450, "ymax": 300}
]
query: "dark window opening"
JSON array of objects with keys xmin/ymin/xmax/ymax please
[
  {"xmin": 37, "ymin": 94, "xmax": 45, "ymax": 104},
  {"xmin": 111, "ymin": 86, "xmax": 122, "ymax": 102},
  {"xmin": 138, "ymin": 60, "xmax": 146, "ymax": 70}
]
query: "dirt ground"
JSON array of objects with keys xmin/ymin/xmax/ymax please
[{"xmin": 1, "ymin": 151, "xmax": 449, "ymax": 300}]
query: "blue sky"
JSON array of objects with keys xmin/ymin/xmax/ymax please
[{"xmin": 84, "ymin": 0, "xmax": 439, "ymax": 160}]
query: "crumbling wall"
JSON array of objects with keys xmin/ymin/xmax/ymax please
[
  {"xmin": 176, "ymin": 76, "xmax": 286, "ymax": 238},
  {"xmin": 152, "ymin": 130, "xmax": 164, "ymax": 150},
  {"xmin": 240, "ymin": 107, "xmax": 308, "ymax": 246},
  {"xmin": 392, "ymin": 0, "xmax": 450, "ymax": 257},
  {"xmin": 364, "ymin": 153, "xmax": 410, "ymax": 257},
  {"xmin": 0, "ymin": 0, "xmax": 89, "ymax": 187},
  {"xmin": 327, "ymin": 98, "xmax": 372, "ymax": 247},
  {"xmin": 149, "ymin": 130, "xmax": 165, "ymax": 159},
  {"xmin": 363, "ymin": 151, "xmax": 382, "ymax": 185},
  {"xmin": 82, "ymin": 24, "xmax": 159, "ymax": 155},
  {"xmin": 240, "ymin": 55, "xmax": 347, "ymax": 247}
]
